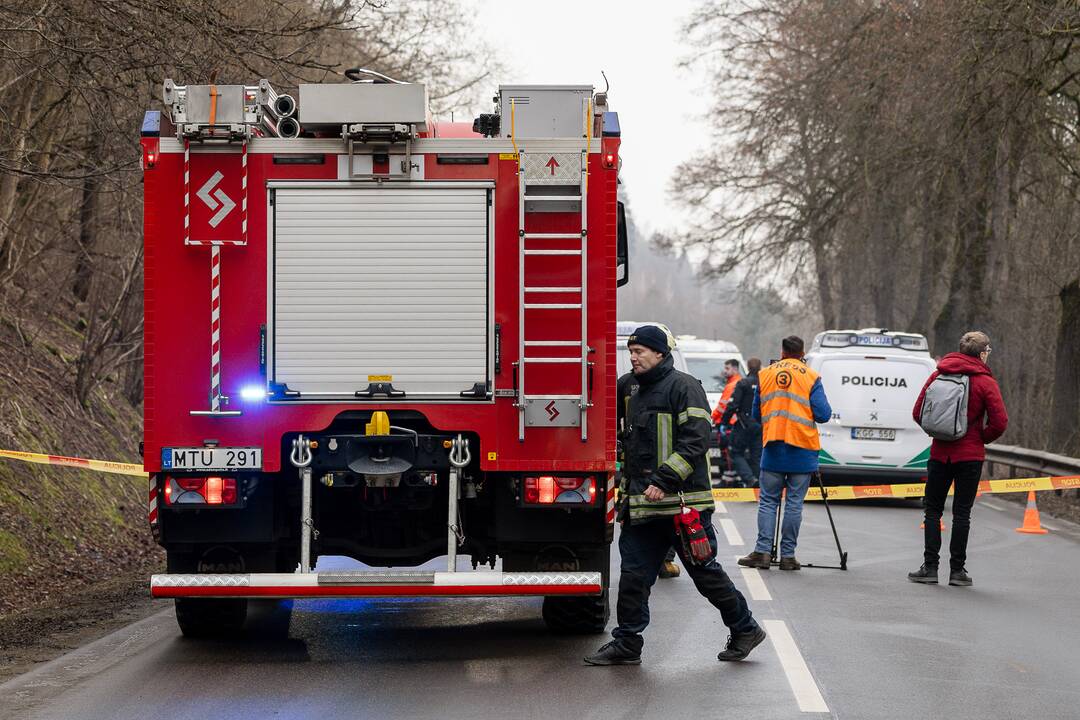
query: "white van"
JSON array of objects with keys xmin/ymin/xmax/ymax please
[
  {"xmin": 615, "ymin": 321, "xmax": 689, "ymax": 377},
  {"xmin": 676, "ymin": 336, "xmax": 747, "ymax": 416},
  {"xmin": 805, "ymin": 329, "xmax": 935, "ymax": 481}
]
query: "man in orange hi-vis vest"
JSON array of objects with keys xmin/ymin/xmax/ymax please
[
  {"xmin": 738, "ymin": 336, "xmax": 832, "ymax": 572},
  {"xmin": 711, "ymin": 359, "xmax": 742, "ymax": 425}
]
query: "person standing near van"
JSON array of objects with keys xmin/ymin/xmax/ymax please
[
  {"xmin": 908, "ymin": 331, "xmax": 1008, "ymax": 587},
  {"xmin": 721, "ymin": 357, "xmax": 763, "ymax": 487},
  {"xmin": 711, "ymin": 360, "xmax": 742, "ymax": 425},
  {"xmin": 739, "ymin": 337, "xmax": 832, "ymax": 571}
]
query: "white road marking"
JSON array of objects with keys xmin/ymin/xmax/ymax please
[
  {"xmin": 714, "ymin": 500, "xmax": 727, "ymax": 513},
  {"xmin": 739, "ymin": 567, "xmax": 772, "ymax": 601},
  {"xmin": 763, "ymin": 619, "xmax": 829, "ymax": 713},
  {"xmin": 719, "ymin": 518, "xmax": 744, "ymax": 546}
]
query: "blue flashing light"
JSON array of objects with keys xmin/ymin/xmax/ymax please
[{"xmin": 239, "ymin": 385, "xmax": 267, "ymax": 401}]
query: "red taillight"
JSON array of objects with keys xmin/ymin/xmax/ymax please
[
  {"xmin": 539, "ymin": 476, "xmax": 557, "ymax": 503},
  {"xmin": 523, "ymin": 476, "xmax": 595, "ymax": 505},
  {"xmin": 164, "ymin": 476, "xmax": 237, "ymax": 505},
  {"xmin": 205, "ymin": 476, "xmax": 224, "ymax": 504},
  {"xmin": 524, "ymin": 476, "xmax": 554, "ymax": 504},
  {"xmin": 141, "ymin": 138, "xmax": 159, "ymax": 170}
]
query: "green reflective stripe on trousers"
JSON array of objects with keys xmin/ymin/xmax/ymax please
[
  {"xmin": 761, "ymin": 409, "xmax": 817, "ymax": 428},
  {"xmin": 657, "ymin": 413, "xmax": 672, "ymax": 462},
  {"xmin": 760, "ymin": 390, "xmax": 811, "ymax": 407},
  {"xmin": 678, "ymin": 407, "xmax": 711, "ymax": 425},
  {"xmin": 663, "ymin": 451, "xmax": 693, "ymax": 480}
]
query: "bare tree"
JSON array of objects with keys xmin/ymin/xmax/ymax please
[
  {"xmin": 0, "ymin": 0, "xmax": 497, "ymax": 412},
  {"xmin": 674, "ymin": 0, "xmax": 1080, "ymax": 451}
]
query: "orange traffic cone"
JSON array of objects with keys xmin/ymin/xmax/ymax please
[
  {"xmin": 920, "ymin": 518, "xmax": 946, "ymax": 531},
  {"xmin": 1015, "ymin": 491, "xmax": 1048, "ymax": 534}
]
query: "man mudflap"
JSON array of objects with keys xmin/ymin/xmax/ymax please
[{"xmin": 585, "ymin": 325, "xmax": 765, "ymax": 666}]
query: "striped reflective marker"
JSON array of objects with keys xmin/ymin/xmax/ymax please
[{"xmin": 210, "ymin": 245, "xmax": 221, "ymax": 411}]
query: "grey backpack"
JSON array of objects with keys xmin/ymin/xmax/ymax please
[{"xmin": 918, "ymin": 373, "xmax": 970, "ymax": 441}]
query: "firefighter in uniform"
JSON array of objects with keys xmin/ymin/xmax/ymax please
[
  {"xmin": 585, "ymin": 325, "xmax": 765, "ymax": 666},
  {"xmin": 621, "ymin": 371, "xmax": 683, "ymax": 580}
]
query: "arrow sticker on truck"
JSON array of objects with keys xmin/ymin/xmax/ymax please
[
  {"xmin": 545, "ymin": 400, "xmax": 560, "ymax": 422},
  {"xmin": 197, "ymin": 171, "xmax": 236, "ymax": 228}
]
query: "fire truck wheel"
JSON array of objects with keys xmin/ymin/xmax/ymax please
[
  {"xmin": 167, "ymin": 546, "xmax": 269, "ymax": 638},
  {"xmin": 541, "ymin": 590, "xmax": 610, "ymax": 635}
]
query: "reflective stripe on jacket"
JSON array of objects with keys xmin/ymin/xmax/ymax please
[
  {"xmin": 616, "ymin": 355, "xmax": 713, "ymax": 522},
  {"xmin": 758, "ymin": 358, "xmax": 821, "ymax": 451}
]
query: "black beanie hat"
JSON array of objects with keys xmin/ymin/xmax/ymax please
[{"xmin": 627, "ymin": 325, "xmax": 670, "ymax": 354}]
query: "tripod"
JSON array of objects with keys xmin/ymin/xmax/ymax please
[{"xmin": 768, "ymin": 471, "xmax": 848, "ymax": 571}]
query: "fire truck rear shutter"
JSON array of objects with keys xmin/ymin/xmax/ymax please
[{"xmin": 270, "ymin": 184, "xmax": 491, "ymax": 400}]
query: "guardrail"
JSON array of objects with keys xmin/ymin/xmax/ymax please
[{"xmin": 985, "ymin": 444, "xmax": 1080, "ymax": 489}]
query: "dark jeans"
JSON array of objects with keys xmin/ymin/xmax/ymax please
[
  {"xmin": 731, "ymin": 423, "xmax": 762, "ymax": 486},
  {"xmin": 923, "ymin": 459, "xmax": 982, "ymax": 571},
  {"xmin": 612, "ymin": 511, "xmax": 757, "ymax": 654}
]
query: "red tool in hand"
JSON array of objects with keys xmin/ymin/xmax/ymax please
[{"xmin": 674, "ymin": 495, "xmax": 714, "ymax": 565}]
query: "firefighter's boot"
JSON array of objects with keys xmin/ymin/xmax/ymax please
[
  {"xmin": 584, "ymin": 641, "xmax": 642, "ymax": 666},
  {"xmin": 717, "ymin": 626, "xmax": 767, "ymax": 662},
  {"xmin": 658, "ymin": 560, "xmax": 681, "ymax": 579}
]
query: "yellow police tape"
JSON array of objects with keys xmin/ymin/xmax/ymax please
[
  {"xmin": 712, "ymin": 475, "xmax": 1080, "ymax": 502},
  {"xmin": 1, "ymin": 447, "xmax": 1078, "ymax": 500},
  {"xmin": 0, "ymin": 449, "xmax": 144, "ymax": 477}
]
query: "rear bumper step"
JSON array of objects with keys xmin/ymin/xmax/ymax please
[{"xmin": 151, "ymin": 571, "xmax": 603, "ymax": 599}]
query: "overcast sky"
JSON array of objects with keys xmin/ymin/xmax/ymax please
[{"xmin": 470, "ymin": 0, "xmax": 707, "ymax": 237}]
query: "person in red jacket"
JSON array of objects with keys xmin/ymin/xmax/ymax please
[{"xmin": 908, "ymin": 331, "xmax": 1008, "ymax": 587}]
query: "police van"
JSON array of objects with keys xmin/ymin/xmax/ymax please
[{"xmin": 805, "ymin": 329, "xmax": 935, "ymax": 482}]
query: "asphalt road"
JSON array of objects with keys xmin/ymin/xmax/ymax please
[{"xmin": 3, "ymin": 493, "xmax": 1079, "ymax": 720}]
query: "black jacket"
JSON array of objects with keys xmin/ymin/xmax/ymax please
[
  {"xmin": 617, "ymin": 354, "xmax": 713, "ymax": 498},
  {"xmin": 720, "ymin": 371, "xmax": 760, "ymax": 428}
]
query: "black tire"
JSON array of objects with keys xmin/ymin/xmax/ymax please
[
  {"xmin": 175, "ymin": 597, "xmax": 248, "ymax": 638},
  {"xmin": 542, "ymin": 589, "xmax": 610, "ymax": 634},
  {"xmin": 167, "ymin": 546, "xmax": 269, "ymax": 639}
]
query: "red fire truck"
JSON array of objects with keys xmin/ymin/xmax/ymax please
[{"xmin": 140, "ymin": 71, "xmax": 628, "ymax": 637}]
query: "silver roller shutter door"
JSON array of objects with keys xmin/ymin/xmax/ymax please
[{"xmin": 271, "ymin": 185, "xmax": 490, "ymax": 398}]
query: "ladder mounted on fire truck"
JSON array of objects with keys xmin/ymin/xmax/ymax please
[{"xmin": 512, "ymin": 89, "xmax": 598, "ymax": 443}]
